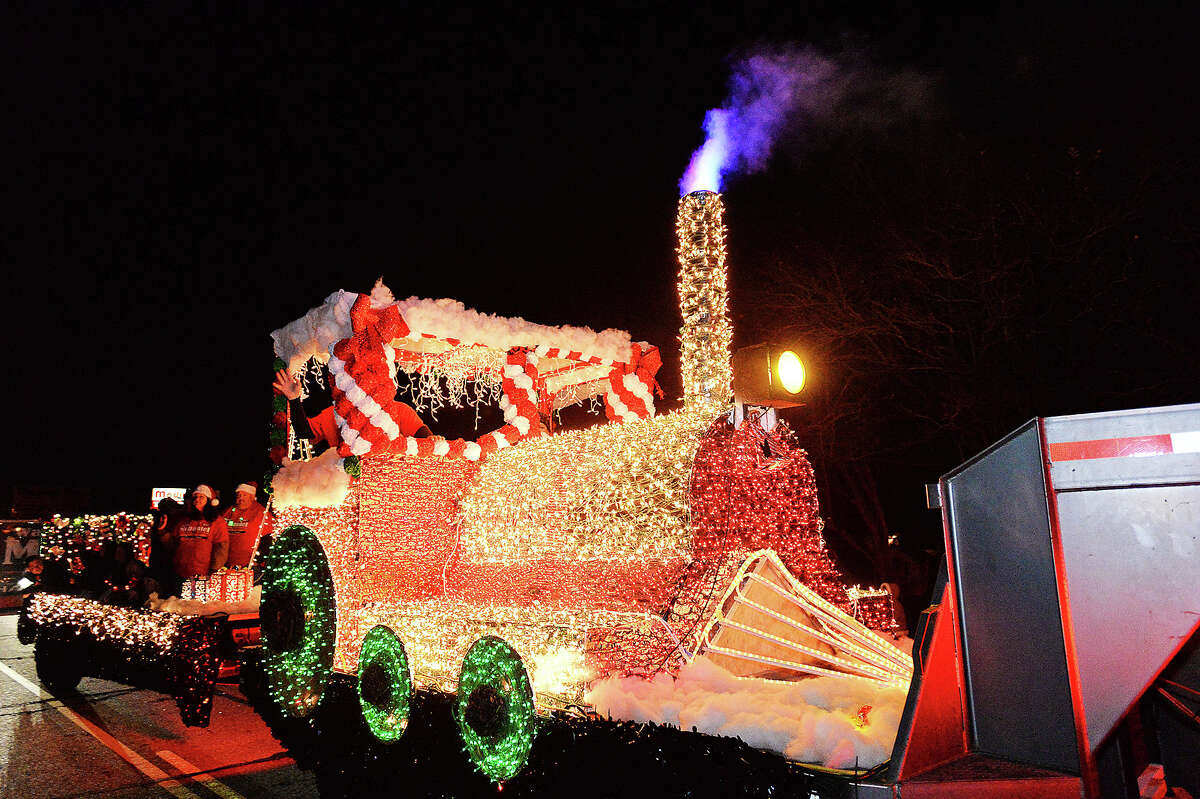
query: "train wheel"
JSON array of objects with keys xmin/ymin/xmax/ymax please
[
  {"xmin": 357, "ymin": 625, "xmax": 413, "ymax": 743},
  {"xmin": 454, "ymin": 635, "xmax": 537, "ymax": 782},
  {"xmin": 260, "ymin": 525, "xmax": 336, "ymax": 718}
]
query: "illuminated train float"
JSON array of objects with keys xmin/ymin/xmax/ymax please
[{"xmin": 261, "ymin": 191, "xmax": 912, "ymax": 781}]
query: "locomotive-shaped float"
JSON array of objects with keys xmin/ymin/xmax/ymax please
[{"xmin": 262, "ymin": 191, "xmax": 911, "ymax": 780}]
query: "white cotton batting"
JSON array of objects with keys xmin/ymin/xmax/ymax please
[
  {"xmin": 586, "ymin": 655, "xmax": 908, "ymax": 770},
  {"xmin": 393, "ymin": 296, "xmax": 632, "ymax": 363},
  {"xmin": 271, "ymin": 450, "xmax": 352, "ymax": 509}
]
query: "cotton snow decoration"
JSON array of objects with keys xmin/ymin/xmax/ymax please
[
  {"xmin": 147, "ymin": 585, "xmax": 262, "ymax": 616},
  {"xmin": 271, "ymin": 280, "xmax": 635, "ymax": 371},
  {"xmin": 271, "ymin": 448, "xmax": 352, "ymax": 509},
  {"xmin": 586, "ymin": 655, "xmax": 909, "ymax": 769},
  {"xmin": 271, "ymin": 290, "xmax": 356, "ymax": 373},
  {"xmin": 394, "ymin": 295, "xmax": 632, "ymax": 363}
]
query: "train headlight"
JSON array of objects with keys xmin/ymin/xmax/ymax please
[{"xmin": 732, "ymin": 344, "xmax": 808, "ymax": 408}]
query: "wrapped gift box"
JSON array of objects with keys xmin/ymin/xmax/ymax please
[{"xmin": 180, "ymin": 569, "xmax": 253, "ymax": 603}]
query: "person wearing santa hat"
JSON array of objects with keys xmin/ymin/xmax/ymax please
[
  {"xmin": 170, "ymin": 484, "xmax": 227, "ymax": 580},
  {"xmin": 211, "ymin": 482, "xmax": 266, "ymax": 569}
]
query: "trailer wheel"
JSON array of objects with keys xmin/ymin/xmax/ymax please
[
  {"xmin": 34, "ymin": 635, "xmax": 83, "ymax": 694},
  {"xmin": 357, "ymin": 625, "xmax": 413, "ymax": 743},
  {"xmin": 260, "ymin": 525, "xmax": 335, "ymax": 718},
  {"xmin": 454, "ymin": 636, "xmax": 536, "ymax": 782}
]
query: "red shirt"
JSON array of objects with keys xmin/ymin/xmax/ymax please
[
  {"xmin": 171, "ymin": 517, "xmax": 228, "ymax": 578},
  {"xmin": 392, "ymin": 401, "xmax": 427, "ymax": 437},
  {"xmin": 310, "ymin": 402, "xmax": 426, "ymax": 447},
  {"xmin": 308, "ymin": 407, "xmax": 341, "ymax": 449},
  {"xmin": 213, "ymin": 502, "xmax": 265, "ymax": 568}
]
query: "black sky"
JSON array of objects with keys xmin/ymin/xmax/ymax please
[{"xmin": 3, "ymin": 4, "xmax": 1197, "ymax": 520}]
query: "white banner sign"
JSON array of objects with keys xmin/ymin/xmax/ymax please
[{"xmin": 151, "ymin": 487, "xmax": 187, "ymax": 509}]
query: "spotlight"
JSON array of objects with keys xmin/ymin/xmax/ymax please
[{"xmin": 731, "ymin": 344, "xmax": 807, "ymax": 408}]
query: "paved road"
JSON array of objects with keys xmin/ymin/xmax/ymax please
[{"xmin": 0, "ymin": 612, "xmax": 319, "ymax": 799}]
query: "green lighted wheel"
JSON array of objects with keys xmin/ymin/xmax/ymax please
[
  {"xmin": 357, "ymin": 625, "xmax": 413, "ymax": 743},
  {"xmin": 260, "ymin": 525, "xmax": 335, "ymax": 718},
  {"xmin": 454, "ymin": 636, "xmax": 537, "ymax": 782}
]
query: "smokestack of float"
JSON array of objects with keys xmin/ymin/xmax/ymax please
[{"xmin": 676, "ymin": 190, "xmax": 733, "ymax": 412}]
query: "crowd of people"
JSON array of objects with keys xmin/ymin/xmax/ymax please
[{"xmin": 16, "ymin": 482, "xmax": 270, "ymax": 607}]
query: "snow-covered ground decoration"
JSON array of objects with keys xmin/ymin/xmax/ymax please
[{"xmin": 587, "ymin": 653, "xmax": 909, "ymax": 769}]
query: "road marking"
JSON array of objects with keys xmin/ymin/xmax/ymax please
[
  {"xmin": 156, "ymin": 750, "xmax": 246, "ymax": 799},
  {"xmin": 0, "ymin": 660, "xmax": 202, "ymax": 799}
]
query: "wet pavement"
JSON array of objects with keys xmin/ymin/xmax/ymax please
[{"xmin": 0, "ymin": 612, "xmax": 318, "ymax": 799}]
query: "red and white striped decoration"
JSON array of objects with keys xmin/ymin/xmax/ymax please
[
  {"xmin": 532, "ymin": 343, "xmax": 615, "ymax": 368},
  {"xmin": 328, "ymin": 293, "xmax": 544, "ymax": 462},
  {"xmin": 329, "ymin": 295, "xmax": 412, "ymax": 458},
  {"xmin": 604, "ymin": 343, "xmax": 663, "ymax": 423},
  {"xmin": 396, "ymin": 347, "xmax": 542, "ymax": 461}
]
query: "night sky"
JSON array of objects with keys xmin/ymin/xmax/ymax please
[{"xmin": 5, "ymin": 5, "xmax": 1197, "ymax": 577}]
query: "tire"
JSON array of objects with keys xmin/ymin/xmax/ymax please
[
  {"xmin": 454, "ymin": 635, "xmax": 537, "ymax": 782},
  {"xmin": 260, "ymin": 524, "xmax": 336, "ymax": 718},
  {"xmin": 357, "ymin": 625, "xmax": 413, "ymax": 744},
  {"xmin": 34, "ymin": 635, "xmax": 83, "ymax": 694}
]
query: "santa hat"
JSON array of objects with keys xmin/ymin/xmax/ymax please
[
  {"xmin": 195, "ymin": 484, "xmax": 215, "ymax": 500},
  {"xmin": 235, "ymin": 482, "xmax": 258, "ymax": 496}
]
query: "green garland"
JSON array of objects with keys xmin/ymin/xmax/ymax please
[
  {"xmin": 261, "ymin": 525, "xmax": 336, "ymax": 718},
  {"xmin": 454, "ymin": 636, "xmax": 537, "ymax": 782},
  {"xmin": 264, "ymin": 357, "xmax": 289, "ymax": 497}
]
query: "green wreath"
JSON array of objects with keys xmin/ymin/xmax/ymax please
[
  {"xmin": 260, "ymin": 525, "xmax": 336, "ymax": 718},
  {"xmin": 357, "ymin": 625, "xmax": 413, "ymax": 743},
  {"xmin": 454, "ymin": 636, "xmax": 537, "ymax": 782}
]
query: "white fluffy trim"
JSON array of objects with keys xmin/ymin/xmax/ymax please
[
  {"xmin": 271, "ymin": 291, "xmax": 356, "ymax": 373},
  {"xmin": 273, "ymin": 285, "xmax": 636, "ymax": 369},
  {"xmin": 395, "ymin": 296, "xmax": 631, "ymax": 363},
  {"xmin": 271, "ymin": 449, "xmax": 352, "ymax": 509}
]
